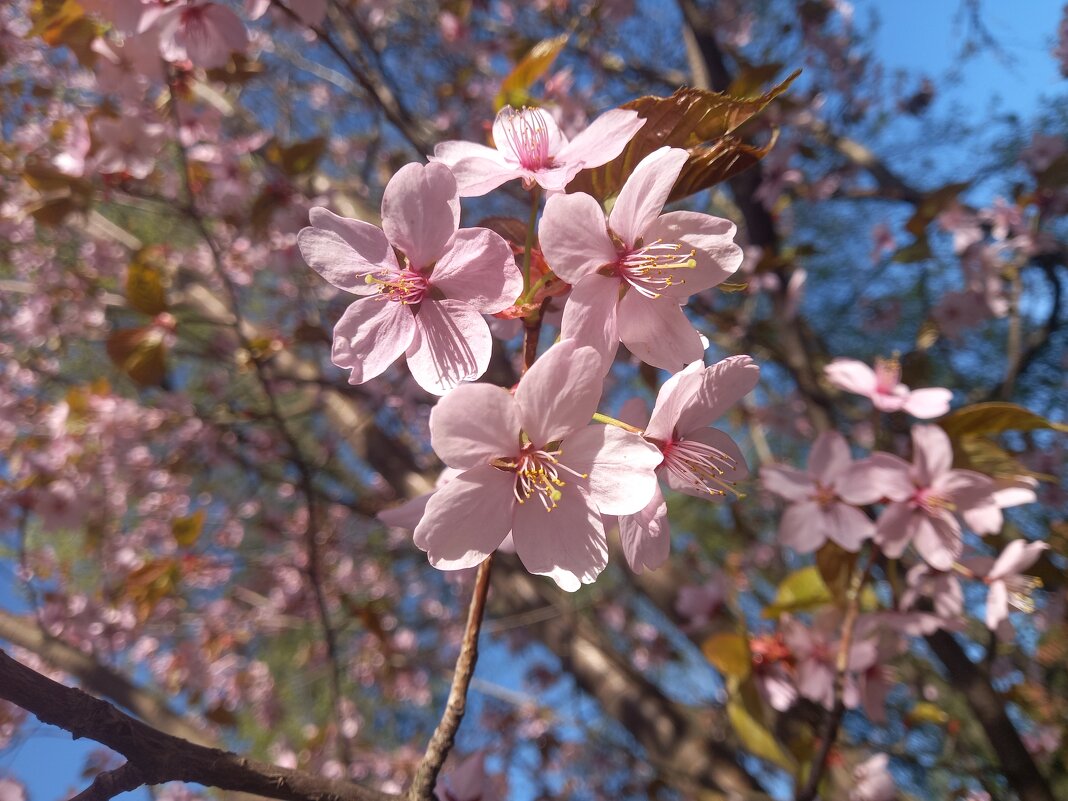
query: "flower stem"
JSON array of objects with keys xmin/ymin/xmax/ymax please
[
  {"xmin": 591, "ymin": 412, "xmax": 645, "ymax": 435},
  {"xmin": 521, "ymin": 187, "xmax": 540, "ymax": 296},
  {"xmin": 408, "ymin": 554, "xmax": 494, "ymax": 801}
]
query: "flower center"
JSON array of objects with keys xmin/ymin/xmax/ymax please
[
  {"xmin": 617, "ymin": 240, "xmax": 697, "ymax": 299},
  {"xmin": 1003, "ymin": 575, "xmax": 1043, "ymax": 613},
  {"xmin": 661, "ymin": 438, "xmax": 739, "ymax": 497},
  {"xmin": 492, "ymin": 443, "xmax": 587, "ymax": 511},
  {"xmin": 912, "ymin": 486, "xmax": 955, "ymax": 515},
  {"xmin": 873, "ymin": 356, "xmax": 901, "ymax": 395},
  {"xmin": 499, "ymin": 108, "xmax": 553, "ymax": 171},
  {"xmin": 365, "ymin": 269, "xmax": 428, "ymax": 304},
  {"xmin": 812, "ymin": 483, "xmax": 837, "ymax": 509}
]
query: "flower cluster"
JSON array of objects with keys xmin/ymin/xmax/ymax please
[{"xmin": 299, "ymin": 105, "xmax": 756, "ymax": 589}]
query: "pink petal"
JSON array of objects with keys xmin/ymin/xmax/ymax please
[
  {"xmin": 432, "ymin": 149, "xmax": 522, "ymax": 197},
  {"xmin": 641, "ymin": 211, "xmax": 743, "ymax": 298},
  {"xmin": 608, "ymin": 147, "xmax": 689, "ymax": 246},
  {"xmin": 299, "ymin": 207, "xmax": 398, "ymax": 294},
  {"xmin": 331, "ymin": 298, "xmax": 415, "ymax": 384},
  {"xmin": 432, "ymin": 139, "xmax": 505, "ymax": 167},
  {"xmin": 808, "ymin": 430, "xmax": 852, "ymax": 486},
  {"xmin": 539, "ymin": 193, "xmax": 617, "ymax": 284},
  {"xmin": 937, "ymin": 469, "xmax": 996, "ymax": 509},
  {"xmin": 381, "ymin": 162, "xmax": 460, "ymax": 268},
  {"xmin": 560, "ymin": 274, "xmax": 622, "ymax": 373},
  {"xmin": 203, "ymin": 4, "xmax": 248, "ymax": 51},
  {"xmin": 912, "ymin": 510, "xmax": 961, "ymax": 571},
  {"xmin": 962, "ymin": 500, "xmax": 1002, "ymax": 535},
  {"xmin": 555, "ymin": 108, "xmax": 644, "ymax": 168},
  {"xmin": 618, "ymin": 485, "xmax": 670, "ymax": 574},
  {"xmin": 903, "ymin": 387, "xmax": 952, "ymax": 419},
  {"xmin": 760, "ymin": 464, "xmax": 815, "ymax": 502},
  {"xmin": 985, "ymin": 579, "xmax": 1009, "ymax": 630},
  {"xmin": 644, "ymin": 361, "xmax": 705, "ymax": 442},
  {"xmin": 911, "ymin": 425, "xmax": 953, "ymax": 486},
  {"xmin": 824, "ymin": 503, "xmax": 875, "ymax": 552},
  {"xmin": 564, "ymin": 424, "xmax": 662, "ymax": 515},
  {"xmin": 779, "ymin": 500, "xmax": 827, "ymax": 552},
  {"xmin": 617, "ymin": 291, "xmax": 704, "ymax": 372},
  {"xmin": 839, "ymin": 453, "xmax": 913, "ymax": 504},
  {"xmin": 874, "ymin": 502, "xmax": 914, "ymax": 558},
  {"xmin": 431, "ymin": 228, "xmax": 522, "ymax": 313},
  {"xmin": 405, "ymin": 299, "xmax": 492, "ymax": 395},
  {"xmin": 377, "ymin": 492, "xmax": 432, "ymax": 529},
  {"xmin": 515, "ymin": 341, "xmax": 603, "ymax": 445},
  {"xmin": 989, "ymin": 540, "xmax": 1048, "ymax": 580},
  {"xmin": 413, "ymin": 465, "xmax": 514, "ymax": 569},
  {"xmin": 824, "ymin": 359, "xmax": 877, "ymax": 397},
  {"xmin": 512, "ymin": 481, "xmax": 607, "ymax": 592},
  {"xmin": 429, "ymin": 384, "xmax": 521, "ymax": 470},
  {"xmin": 674, "ymin": 354, "xmax": 760, "ymax": 436}
]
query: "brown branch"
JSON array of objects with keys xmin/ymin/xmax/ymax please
[
  {"xmin": 0, "ymin": 610, "xmax": 210, "ymax": 746},
  {"xmin": 69, "ymin": 762, "xmax": 147, "ymax": 801},
  {"xmin": 408, "ymin": 556, "xmax": 494, "ymax": 801},
  {"xmin": 795, "ymin": 557, "xmax": 872, "ymax": 801},
  {"xmin": 0, "ymin": 648, "xmax": 396, "ymax": 801},
  {"xmin": 924, "ymin": 631, "xmax": 1056, "ymax": 801}
]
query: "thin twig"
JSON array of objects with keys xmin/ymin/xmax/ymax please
[{"xmin": 407, "ymin": 555, "xmax": 494, "ymax": 801}]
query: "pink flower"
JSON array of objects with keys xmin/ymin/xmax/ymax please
[
  {"xmin": 674, "ymin": 573, "xmax": 726, "ymax": 629},
  {"xmin": 157, "ymin": 2, "xmax": 249, "ymax": 69},
  {"xmin": 760, "ymin": 431, "xmax": 881, "ymax": 553},
  {"xmin": 981, "ymin": 539, "xmax": 1048, "ymax": 630},
  {"xmin": 434, "ymin": 751, "xmax": 500, "ymax": 801},
  {"xmin": 92, "ymin": 115, "xmax": 165, "ymax": 179},
  {"xmin": 431, "ymin": 105, "xmax": 644, "ymax": 196},
  {"xmin": 782, "ymin": 613, "xmax": 877, "ymax": 710},
  {"xmin": 619, "ymin": 356, "xmax": 759, "ymax": 572},
  {"xmin": 541, "ymin": 147, "xmax": 743, "ymax": 372},
  {"xmin": 860, "ymin": 426, "xmax": 997, "ymax": 571},
  {"xmin": 298, "ymin": 162, "xmax": 521, "ymax": 395},
  {"xmin": 849, "ymin": 754, "xmax": 896, "ymax": 801},
  {"xmin": 824, "ymin": 357, "xmax": 951, "ymax": 418},
  {"xmin": 900, "ymin": 563, "xmax": 963, "ymax": 620},
  {"xmin": 413, "ymin": 340, "xmax": 662, "ymax": 591}
]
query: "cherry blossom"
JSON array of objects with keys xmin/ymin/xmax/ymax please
[
  {"xmin": 980, "ymin": 540, "xmax": 1049, "ymax": 631},
  {"xmin": 156, "ymin": 2, "xmax": 249, "ymax": 69},
  {"xmin": 859, "ymin": 426, "xmax": 997, "ymax": 570},
  {"xmin": 760, "ymin": 430, "xmax": 884, "ymax": 553},
  {"xmin": 849, "ymin": 753, "xmax": 896, "ymax": 801},
  {"xmin": 298, "ymin": 162, "xmax": 520, "ymax": 394},
  {"xmin": 619, "ymin": 355, "xmax": 759, "ymax": 572},
  {"xmin": 431, "ymin": 105, "xmax": 644, "ymax": 195},
  {"xmin": 412, "ymin": 340, "xmax": 662, "ymax": 590},
  {"xmin": 541, "ymin": 147, "xmax": 743, "ymax": 371},
  {"xmin": 824, "ymin": 357, "xmax": 952, "ymax": 418}
]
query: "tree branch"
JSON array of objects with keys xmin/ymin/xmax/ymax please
[
  {"xmin": 0, "ymin": 648, "xmax": 396, "ymax": 801},
  {"xmin": 69, "ymin": 762, "xmax": 147, "ymax": 801},
  {"xmin": 408, "ymin": 556, "xmax": 494, "ymax": 801}
]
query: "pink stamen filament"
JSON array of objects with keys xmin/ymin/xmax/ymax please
[
  {"xmin": 500, "ymin": 108, "xmax": 552, "ymax": 171},
  {"xmin": 1004, "ymin": 575, "xmax": 1043, "ymax": 613},
  {"xmin": 662, "ymin": 438, "xmax": 739, "ymax": 497},
  {"xmin": 618, "ymin": 240, "xmax": 697, "ymax": 299},
  {"xmin": 912, "ymin": 487, "xmax": 956, "ymax": 515},
  {"xmin": 365, "ymin": 269, "xmax": 428, "ymax": 304}
]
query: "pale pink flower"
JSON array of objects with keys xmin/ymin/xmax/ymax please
[
  {"xmin": 782, "ymin": 613, "xmax": 877, "ymax": 710},
  {"xmin": 541, "ymin": 147, "xmax": 743, "ymax": 371},
  {"xmin": 858, "ymin": 426, "xmax": 997, "ymax": 571},
  {"xmin": 156, "ymin": 2, "xmax": 249, "ymax": 69},
  {"xmin": 760, "ymin": 431, "xmax": 881, "ymax": 553},
  {"xmin": 674, "ymin": 574, "xmax": 725, "ymax": 628},
  {"xmin": 298, "ymin": 163, "xmax": 521, "ymax": 395},
  {"xmin": 92, "ymin": 115, "xmax": 165, "ymax": 179},
  {"xmin": 900, "ymin": 563, "xmax": 963, "ymax": 620},
  {"xmin": 432, "ymin": 105, "xmax": 644, "ymax": 196},
  {"xmin": 849, "ymin": 753, "xmax": 896, "ymax": 801},
  {"xmin": 52, "ymin": 115, "xmax": 90, "ymax": 177},
  {"xmin": 619, "ymin": 356, "xmax": 759, "ymax": 572},
  {"xmin": 435, "ymin": 751, "xmax": 500, "ymax": 801},
  {"xmin": 932, "ymin": 289, "xmax": 990, "ymax": 341},
  {"xmin": 824, "ymin": 357, "xmax": 951, "ymax": 418},
  {"xmin": 413, "ymin": 340, "xmax": 662, "ymax": 591},
  {"xmin": 981, "ymin": 540, "xmax": 1048, "ymax": 630}
]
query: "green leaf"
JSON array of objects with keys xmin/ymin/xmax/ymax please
[
  {"xmin": 763, "ymin": 566, "xmax": 833, "ymax": 618},
  {"xmin": 891, "ymin": 236, "xmax": 932, "ymax": 263},
  {"xmin": 495, "ymin": 34, "xmax": 569, "ymax": 110},
  {"xmin": 815, "ymin": 542, "xmax": 857, "ymax": 604},
  {"xmin": 265, "ymin": 137, "xmax": 327, "ymax": 177},
  {"xmin": 941, "ymin": 402, "xmax": 1068, "ymax": 438},
  {"xmin": 568, "ymin": 70, "xmax": 800, "ymax": 203},
  {"xmin": 702, "ymin": 632, "xmax": 751, "ymax": 679},
  {"xmin": 126, "ymin": 249, "xmax": 168, "ymax": 316},
  {"xmin": 172, "ymin": 510, "xmax": 205, "ymax": 548},
  {"xmin": 727, "ymin": 700, "xmax": 795, "ymax": 771}
]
